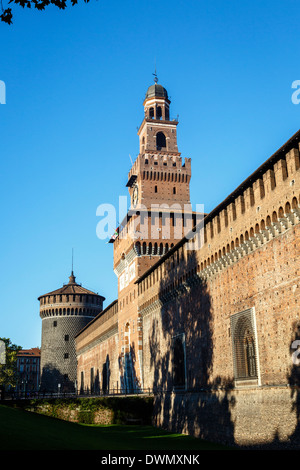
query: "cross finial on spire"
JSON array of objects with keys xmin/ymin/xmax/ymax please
[
  {"xmin": 153, "ymin": 64, "xmax": 158, "ymax": 84},
  {"xmin": 68, "ymin": 248, "xmax": 76, "ymax": 284}
]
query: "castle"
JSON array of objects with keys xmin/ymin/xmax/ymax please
[{"xmin": 39, "ymin": 78, "xmax": 300, "ymax": 448}]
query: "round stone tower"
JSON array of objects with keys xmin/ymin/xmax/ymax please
[{"xmin": 38, "ymin": 271, "xmax": 105, "ymax": 393}]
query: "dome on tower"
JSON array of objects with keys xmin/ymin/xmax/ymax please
[
  {"xmin": 37, "ymin": 271, "xmax": 105, "ymax": 299},
  {"xmin": 145, "ymin": 83, "xmax": 168, "ymax": 100}
]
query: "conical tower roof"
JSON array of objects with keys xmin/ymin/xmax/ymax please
[{"xmin": 38, "ymin": 272, "xmax": 105, "ymax": 300}]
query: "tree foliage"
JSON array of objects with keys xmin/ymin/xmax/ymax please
[
  {"xmin": 0, "ymin": 338, "xmax": 22, "ymax": 389},
  {"xmin": 0, "ymin": 0, "xmax": 90, "ymax": 24}
]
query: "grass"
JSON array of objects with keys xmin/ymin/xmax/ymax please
[{"xmin": 0, "ymin": 404, "xmax": 232, "ymax": 451}]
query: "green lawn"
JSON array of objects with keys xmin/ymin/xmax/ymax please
[{"xmin": 0, "ymin": 404, "xmax": 231, "ymax": 450}]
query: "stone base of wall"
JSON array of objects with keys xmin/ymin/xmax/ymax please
[
  {"xmin": 9, "ymin": 396, "xmax": 154, "ymax": 427},
  {"xmin": 152, "ymin": 386, "xmax": 300, "ymax": 449},
  {"xmin": 25, "ymin": 401, "xmax": 114, "ymax": 425}
]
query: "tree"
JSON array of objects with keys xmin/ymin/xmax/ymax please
[
  {"xmin": 0, "ymin": 338, "xmax": 21, "ymax": 390},
  {"xmin": 0, "ymin": 0, "xmax": 90, "ymax": 25}
]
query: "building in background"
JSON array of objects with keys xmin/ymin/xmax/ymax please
[{"xmin": 16, "ymin": 347, "xmax": 40, "ymax": 393}]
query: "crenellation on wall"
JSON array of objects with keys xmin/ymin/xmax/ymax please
[
  {"xmin": 236, "ymin": 194, "xmax": 245, "ymax": 216},
  {"xmin": 286, "ymin": 148, "xmax": 300, "ymax": 175},
  {"xmin": 274, "ymin": 158, "xmax": 288, "ymax": 182},
  {"xmin": 244, "ymin": 186, "xmax": 255, "ymax": 209},
  {"xmin": 219, "ymin": 208, "xmax": 228, "ymax": 230},
  {"xmin": 253, "ymin": 177, "xmax": 265, "ymax": 201},
  {"xmin": 263, "ymin": 168, "xmax": 276, "ymax": 192},
  {"xmin": 228, "ymin": 201, "xmax": 237, "ymax": 224}
]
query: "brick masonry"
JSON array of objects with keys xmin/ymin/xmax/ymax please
[
  {"xmin": 75, "ymin": 81, "xmax": 300, "ymax": 447},
  {"xmin": 136, "ymin": 135, "xmax": 300, "ymax": 447}
]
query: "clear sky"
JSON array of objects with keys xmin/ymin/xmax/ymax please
[{"xmin": 1, "ymin": 0, "xmax": 299, "ymax": 349}]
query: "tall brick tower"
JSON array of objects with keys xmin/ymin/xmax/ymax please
[
  {"xmin": 111, "ymin": 78, "xmax": 194, "ymax": 391},
  {"xmin": 38, "ymin": 271, "xmax": 105, "ymax": 392}
]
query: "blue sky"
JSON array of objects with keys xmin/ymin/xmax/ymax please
[{"xmin": 1, "ymin": 0, "xmax": 299, "ymax": 349}]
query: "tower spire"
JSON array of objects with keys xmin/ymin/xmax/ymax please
[{"xmin": 69, "ymin": 248, "xmax": 76, "ymax": 284}]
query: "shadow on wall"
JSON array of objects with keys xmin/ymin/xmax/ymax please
[
  {"xmin": 80, "ymin": 354, "xmax": 112, "ymax": 395},
  {"xmin": 149, "ymin": 248, "xmax": 236, "ymax": 446},
  {"xmin": 287, "ymin": 322, "xmax": 300, "ymax": 447},
  {"xmin": 148, "ymin": 244, "xmax": 300, "ymax": 449},
  {"xmin": 102, "ymin": 355, "xmax": 111, "ymax": 393},
  {"xmin": 118, "ymin": 341, "xmax": 142, "ymax": 394},
  {"xmin": 40, "ymin": 365, "xmax": 74, "ymax": 393}
]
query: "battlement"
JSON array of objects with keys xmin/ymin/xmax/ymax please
[{"xmin": 127, "ymin": 154, "xmax": 191, "ymax": 186}]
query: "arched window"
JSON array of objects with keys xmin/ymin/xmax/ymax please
[
  {"xmin": 156, "ymin": 132, "xmax": 166, "ymax": 150},
  {"xmin": 156, "ymin": 106, "xmax": 162, "ymax": 119},
  {"xmin": 292, "ymin": 197, "xmax": 298, "ymax": 209},
  {"xmin": 284, "ymin": 202, "xmax": 291, "ymax": 214},
  {"xmin": 135, "ymin": 241, "xmax": 141, "ymax": 255},
  {"xmin": 231, "ymin": 310, "xmax": 258, "ymax": 380},
  {"xmin": 149, "ymin": 107, "xmax": 154, "ymax": 118}
]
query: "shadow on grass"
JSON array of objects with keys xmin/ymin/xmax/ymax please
[{"xmin": 0, "ymin": 404, "xmax": 232, "ymax": 451}]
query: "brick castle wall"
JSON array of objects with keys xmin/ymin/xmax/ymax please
[
  {"xmin": 76, "ymin": 127, "xmax": 300, "ymax": 446},
  {"xmin": 75, "ymin": 300, "xmax": 120, "ymax": 392},
  {"xmin": 137, "ymin": 136, "xmax": 300, "ymax": 446}
]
